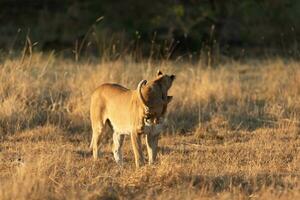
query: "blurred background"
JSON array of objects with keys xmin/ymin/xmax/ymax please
[{"xmin": 1, "ymin": 0, "xmax": 299, "ymax": 59}]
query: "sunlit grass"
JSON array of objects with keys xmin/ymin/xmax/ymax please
[{"xmin": 0, "ymin": 54, "xmax": 299, "ymax": 199}]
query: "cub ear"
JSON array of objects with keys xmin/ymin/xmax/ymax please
[
  {"xmin": 167, "ymin": 96, "xmax": 173, "ymax": 103},
  {"xmin": 170, "ymin": 74, "xmax": 176, "ymax": 80},
  {"xmin": 157, "ymin": 70, "xmax": 163, "ymax": 77}
]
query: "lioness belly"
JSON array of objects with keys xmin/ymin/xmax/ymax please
[
  {"xmin": 106, "ymin": 108, "xmax": 135, "ymax": 135},
  {"xmin": 110, "ymin": 120, "xmax": 163, "ymax": 136},
  {"xmin": 110, "ymin": 122, "xmax": 133, "ymax": 135}
]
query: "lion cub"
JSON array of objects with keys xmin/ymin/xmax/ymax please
[{"xmin": 90, "ymin": 70, "xmax": 175, "ymax": 168}]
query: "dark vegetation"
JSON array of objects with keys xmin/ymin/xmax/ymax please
[{"xmin": 1, "ymin": 0, "xmax": 300, "ymax": 59}]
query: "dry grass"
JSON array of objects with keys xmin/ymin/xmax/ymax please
[{"xmin": 0, "ymin": 54, "xmax": 299, "ymax": 199}]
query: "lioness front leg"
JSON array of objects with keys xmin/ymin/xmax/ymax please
[
  {"xmin": 112, "ymin": 132, "xmax": 125, "ymax": 165},
  {"xmin": 146, "ymin": 134, "xmax": 159, "ymax": 164},
  {"xmin": 131, "ymin": 132, "xmax": 144, "ymax": 168}
]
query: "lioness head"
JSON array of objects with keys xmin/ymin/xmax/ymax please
[{"xmin": 137, "ymin": 70, "xmax": 175, "ymax": 120}]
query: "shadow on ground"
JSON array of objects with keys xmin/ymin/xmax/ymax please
[{"xmin": 190, "ymin": 173, "xmax": 295, "ymax": 195}]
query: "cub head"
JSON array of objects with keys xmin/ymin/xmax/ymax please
[
  {"xmin": 154, "ymin": 70, "xmax": 176, "ymax": 102},
  {"xmin": 156, "ymin": 70, "xmax": 175, "ymax": 90},
  {"xmin": 137, "ymin": 70, "xmax": 175, "ymax": 118}
]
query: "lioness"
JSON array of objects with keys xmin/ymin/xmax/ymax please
[{"xmin": 90, "ymin": 70, "xmax": 175, "ymax": 168}]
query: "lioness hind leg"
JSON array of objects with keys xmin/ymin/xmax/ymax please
[
  {"xmin": 90, "ymin": 123, "xmax": 105, "ymax": 160},
  {"xmin": 112, "ymin": 132, "xmax": 125, "ymax": 165}
]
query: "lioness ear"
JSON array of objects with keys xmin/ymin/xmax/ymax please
[
  {"xmin": 170, "ymin": 75, "xmax": 176, "ymax": 80},
  {"xmin": 157, "ymin": 70, "xmax": 163, "ymax": 77},
  {"xmin": 167, "ymin": 96, "xmax": 173, "ymax": 103}
]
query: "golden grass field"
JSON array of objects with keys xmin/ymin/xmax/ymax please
[{"xmin": 0, "ymin": 54, "xmax": 299, "ymax": 199}]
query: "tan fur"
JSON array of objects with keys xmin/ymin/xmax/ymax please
[
  {"xmin": 139, "ymin": 70, "xmax": 175, "ymax": 121},
  {"xmin": 90, "ymin": 71, "xmax": 175, "ymax": 168}
]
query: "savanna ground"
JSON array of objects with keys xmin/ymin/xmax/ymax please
[{"xmin": 0, "ymin": 54, "xmax": 299, "ymax": 199}]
